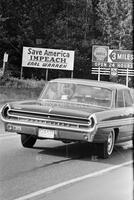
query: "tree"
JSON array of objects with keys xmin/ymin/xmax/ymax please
[
  {"xmin": 96, "ymin": 0, "xmax": 133, "ymax": 49},
  {"xmin": 0, "ymin": 0, "xmax": 63, "ymax": 77},
  {"xmin": 0, "ymin": 0, "xmax": 133, "ymax": 79}
]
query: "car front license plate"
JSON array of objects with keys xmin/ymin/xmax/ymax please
[{"xmin": 38, "ymin": 129, "xmax": 55, "ymax": 138}]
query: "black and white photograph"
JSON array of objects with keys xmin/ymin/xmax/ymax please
[{"xmin": 0, "ymin": 0, "xmax": 133, "ymax": 200}]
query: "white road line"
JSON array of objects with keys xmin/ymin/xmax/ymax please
[{"xmin": 14, "ymin": 160, "xmax": 133, "ymax": 200}]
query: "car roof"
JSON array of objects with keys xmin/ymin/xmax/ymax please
[{"xmin": 50, "ymin": 78, "xmax": 129, "ymax": 90}]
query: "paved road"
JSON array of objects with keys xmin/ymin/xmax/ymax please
[
  {"xmin": 0, "ymin": 133, "xmax": 133, "ymax": 200},
  {"xmin": 36, "ymin": 163, "xmax": 133, "ymax": 200}
]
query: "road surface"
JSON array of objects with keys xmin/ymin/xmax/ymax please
[{"xmin": 0, "ymin": 131, "xmax": 133, "ymax": 200}]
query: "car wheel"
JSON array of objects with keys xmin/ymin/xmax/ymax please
[
  {"xmin": 21, "ymin": 134, "xmax": 37, "ymax": 148},
  {"xmin": 97, "ymin": 130, "xmax": 115, "ymax": 159}
]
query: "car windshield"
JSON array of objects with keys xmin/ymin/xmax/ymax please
[{"xmin": 40, "ymin": 82, "xmax": 113, "ymax": 108}]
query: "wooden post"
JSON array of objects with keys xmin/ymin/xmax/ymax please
[
  {"xmin": 71, "ymin": 71, "xmax": 73, "ymax": 78},
  {"xmin": 2, "ymin": 62, "xmax": 6, "ymax": 76},
  {"xmin": 98, "ymin": 67, "xmax": 100, "ymax": 81},
  {"xmin": 126, "ymin": 68, "xmax": 129, "ymax": 86},
  {"xmin": 46, "ymin": 69, "xmax": 48, "ymax": 81},
  {"xmin": 20, "ymin": 66, "xmax": 23, "ymax": 79}
]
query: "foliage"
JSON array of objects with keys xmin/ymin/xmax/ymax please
[
  {"xmin": 0, "ymin": 0, "xmax": 133, "ymax": 80},
  {"xmin": 0, "ymin": 76, "xmax": 45, "ymax": 102},
  {"xmin": 96, "ymin": 0, "xmax": 133, "ymax": 49},
  {"xmin": 0, "ymin": 76, "xmax": 46, "ymax": 88},
  {"xmin": 0, "ymin": 86, "xmax": 42, "ymax": 102}
]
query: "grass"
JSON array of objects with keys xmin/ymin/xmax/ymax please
[
  {"xmin": 0, "ymin": 87, "xmax": 43, "ymax": 103},
  {"xmin": 0, "ymin": 77, "xmax": 46, "ymax": 88},
  {"xmin": 0, "ymin": 78, "xmax": 46, "ymax": 103}
]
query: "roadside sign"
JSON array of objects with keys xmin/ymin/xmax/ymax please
[
  {"xmin": 108, "ymin": 49, "xmax": 133, "ymax": 63},
  {"xmin": 110, "ymin": 68, "xmax": 118, "ymax": 77},
  {"xmin": 21, "ymin": 47, "xmax": 75, "ymax": 80},
  {"xmin": 22, "ymin": 47, "xmax": 75, "ymax": 71},
  {"xmin": 108, "ymin": 62, "xmax": 133, "ymax": 69},
  {"xmin": 2, "ymin": 52, "xmax": 8, "ymax": 76},
  {"xmin": 92, "ymin": 45, "xmax": 134, "ymax": 86},
  {"xmin": 3, "ymin": 52, "xmax": 8, "ymax": 62},
  {"xmin": 92, "ymin": 61, "xmax": 108, "ymax": 68},
  {"xmin": 92, "ymin": 46, "xmax": 109, "ymax": 62}
]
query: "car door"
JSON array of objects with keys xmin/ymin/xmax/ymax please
[
  {"xmin": 116, "ymin": 89, "xmax": 133, "ymax": 141},
  {"xmin": 123, "ymin": 89, "xmax": 134, "ymax": 137}
]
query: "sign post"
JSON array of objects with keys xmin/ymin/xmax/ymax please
[
  {"xmin": 98, "ymin": 67, "xmax": 100, "ymax": 81},
  {"xmin": 71, "ymin": 71, "xmax": 73, "ymax": 78},
  {"xmin": 20, "ymin": 66, "xmax": 23, "ymax": 79},
  {"xmin": 126, "ymin": 68, "xmax": 129, "ymax": 87},
  {"xmin": 92, "ymin": 45, "xmax": 109, "ymax": 81},
  {"xmin": 45, "ymin": 69, "xmax": 48, "ymax": 81}
]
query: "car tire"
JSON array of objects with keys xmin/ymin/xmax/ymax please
[
  {"xmin": 21, "ymin": 134, "xmax": 37, "ymax": 148},
  {"xmin": 97, "ymin": 130, "xmax": 115, "ymax": 159}
]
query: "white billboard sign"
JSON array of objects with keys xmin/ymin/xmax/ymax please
[
  {"xmin": 22, "ymin": 47, "xmax": 75, "ymax": 71},
  {"xmin": 3, "ymin": 52, "xmax": 8, "ymax": 62}
]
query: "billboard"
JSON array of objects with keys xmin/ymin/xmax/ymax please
[
  {"xmin": 92, "ymin": 46, "xmax": 133, "ymax": 69},
  {"xmin": 92, "ymin": 45, "xmax": 134, "ymax": 85},
  {"xmin": 22, "ymin": 47, "xmax": 75, "ymax": 71},
  {"xmin": 92, "ymin": 45, "xmax": 109, "ymax": 62}
]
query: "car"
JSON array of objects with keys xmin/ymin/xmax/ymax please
[{"xmin": 1, "ymin": 78, "xmax": 134, "ymax": 158}]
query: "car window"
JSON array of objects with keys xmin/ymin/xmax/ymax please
[
  {"xmin": 116, "ymin": 90, "xmax": 124, "ymax": 107},
  {"xmin": 41, "ymin": 82, "xmax": 112, "ymax": 107},
  {"xmin": 124, "ymin": 90, "xmax": 133, "ymax": 107}
]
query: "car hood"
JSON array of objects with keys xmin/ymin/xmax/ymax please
[{"xmin": 9, "ymin": 99, "xmax": 107, "ymax": 119}]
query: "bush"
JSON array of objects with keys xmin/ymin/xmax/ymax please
[
  {"xmin": 0, "ymin": 87, "xmax": 43, "ymax": 102},
  {"xmin": 0, "ymin": 76, "xmax": 46, "ymax": 88},
  {"xmin": 0, "ymin": 77, "xmax": 46, "ymax": 102}
]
